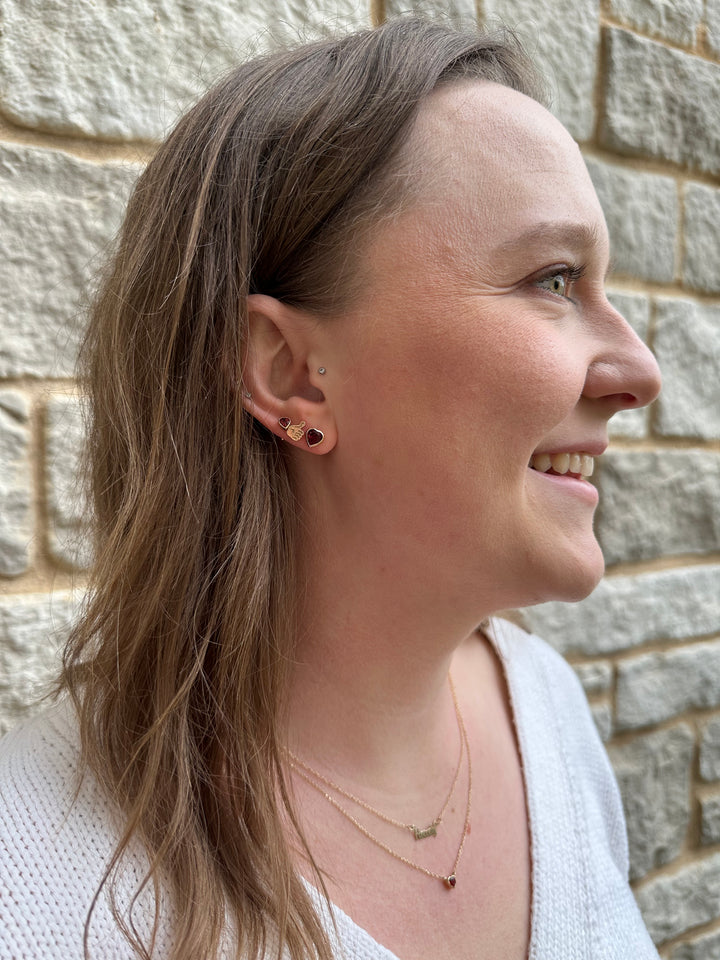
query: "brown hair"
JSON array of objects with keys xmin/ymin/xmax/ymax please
[{"xmin": 61, "ymin": 17, "xmax": 542, "ymax": 960}]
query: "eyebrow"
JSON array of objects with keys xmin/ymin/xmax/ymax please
[
  {"xmin": 495, "ymin": 221, "xmax": 605, "ymax": 258},
  {"xmin": 494, "ymin": 221, "xmax": 611, "ymax": 280}
]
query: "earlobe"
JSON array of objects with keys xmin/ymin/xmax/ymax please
[
  {"xmin": 242, "ymin": 295, "xmax": 336, "ymax": 453},
  {"xmin": 277, "ymin": 417, "xmax": 325, "ymax": 448}
]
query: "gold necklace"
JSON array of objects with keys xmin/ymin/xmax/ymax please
[
  {"xmin": 285, "ymin": 676, "xmax": 465, "ymax": 841},
  {"xmin": 288, "ymin": 679, "xmax": 472, "ymax": 889}
]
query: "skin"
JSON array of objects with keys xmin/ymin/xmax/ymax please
[{"xmin": 244, "ymin": 82, "xmax": 662, "ymax": 959}]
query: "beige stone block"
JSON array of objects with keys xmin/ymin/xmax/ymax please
[
  {"xmin": 0, "ymin": 0, "xmax": 370, "ymax": 142},
  {"xmin": 0, "ymin": 143, "xmax": 140, "ymax": 378},
  {"xmin": 601, "ymin": 28, "xmax": 720, "ymax": 175},
  {"xmin": 608, "ymin": 724, "xmax": 693, "ymax": 880},
  {"xmin": 483, "ymin": 0, "xmax": 600, "ymax": 140}
]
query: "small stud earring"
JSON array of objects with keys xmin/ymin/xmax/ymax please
[
  {"xmin": 317, "ymin": 367, "xmax": 326, "ymax": 375},
  {"xmin": 306, "ymin": 428, "xmax": 324, "ymax": 447},
  {"xmin": 279, "ymin": 417, "xmax": 306, "ymax": 441},
  {"xmin": 243, "ymin": 391, "xmax": 252, "ymax": 399}
]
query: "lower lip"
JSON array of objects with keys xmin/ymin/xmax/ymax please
[{"xmin": 528, "ymin": 468, "xmax": 599, "ymax": 505}]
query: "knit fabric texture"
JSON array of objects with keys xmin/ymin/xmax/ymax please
[{"xmin": 0, "ymin": 619, "xmax": 660, "ymax": 959}]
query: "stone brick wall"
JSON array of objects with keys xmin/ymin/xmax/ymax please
[{"xmin": 0, "ymin": 0, "xmax": 718, "ymax": 955}]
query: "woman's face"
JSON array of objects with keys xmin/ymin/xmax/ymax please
[{"xmin": 315, "ymin": 82, "xmax": 661, "ymax": 614}]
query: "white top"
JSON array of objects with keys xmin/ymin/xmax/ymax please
[{"xmin": 0, "ymin": 619, "xmax": 660, "ymax": 959}]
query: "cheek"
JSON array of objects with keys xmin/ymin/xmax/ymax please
[
  {"xmin": 337, "ymin": 302, "xmax": 587, "ymax": 464},
  {"xmin": 443, "ymin": 327, "xmax": 586, "ymax": 447}
]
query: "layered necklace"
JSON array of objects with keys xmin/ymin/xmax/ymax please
[{"xmin": 285, "ymin": 676, "xmax": 472, "ymax": 889}]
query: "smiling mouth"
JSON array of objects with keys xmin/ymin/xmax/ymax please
[{"xmin": 529, "ymin": 452, "xmax": 595, "ymax": 478}]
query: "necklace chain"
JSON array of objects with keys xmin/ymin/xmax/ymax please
[
  {"xmin": 287, "ymin": 676, "xmax": 472, "ymax": 889},
  {"xmin": 285, "ymin": 677, "xmax": 465, "ymax": 840}
]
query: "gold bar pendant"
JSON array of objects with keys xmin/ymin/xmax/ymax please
[{"xmin": 412, "ymin": 825, "xmax": 438, "ymax": 840}]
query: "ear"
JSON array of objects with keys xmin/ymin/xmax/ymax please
[{"xmin": 242, "ymin": 294, "xmax": 336, "ymax": 453}]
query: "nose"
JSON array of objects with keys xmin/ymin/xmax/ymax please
[{"xmin": 582, "ymin": 302, "xmax": 662, "ymax": 415}]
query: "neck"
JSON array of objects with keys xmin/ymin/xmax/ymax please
[{"xmin": 283, "ymin": 534, "xmax": 486, "ymax": 797}]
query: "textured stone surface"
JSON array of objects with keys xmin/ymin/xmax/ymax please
[
  {"xmin": 607, "ymin": 290, "xmax": 650, "ymax": 340},
  {"xmin": 0, "ymin": 591, "xmax": 79, "ymax": 736},
  {"xmin": 595, "ymin": 450, "xmax": 720, "ymax": 565},
  {"xmin": 573, "ymin": 660, "xmax": 613, "ymax": 694},
  {"xmin": 590, "ymin": 701, "xmax": 612, "ymax": 742},
  {"xmin": 608, "ymin": 725, "xmax": 693, "ymax": 880},
  {"xmin": 524, "ymin": 564, "xmax": 720, "ymax": 656},
  {"xmin": 709, "ymin": 0, "xmax": 720, "ymax": 58},
  {"xmin": 0, "ymin": 392, "xmax": 32, "ymax": 576},
  {"xmin": 601, "ymin": 28, "xmax": 720, "ymax": 175},
  {"xmin": 700, "ymin": 718, "xmax": 720, "ymax": 783},
  {"xmin": 0, "ymin": 143, "xmax": 140, "ymax": 378},
  {"xmin": 701, "ymin": 793, "xmax": 720, "ymax": 847},
  {"xmin": 607, "ymin": 0, "xmax": 702, "ymax": 46},
  {"xmin": 483, "ymin": 0, "xmax": 599, "ymax": 140},
  {"xmin": 684, "ymin": 184, "xmax": 720, "ymax": 293},
  {"xmin": 45, "ymin": 395, "xmax": 91, "ymax": 570},
  {"xmin": 0, "ymin": 0, "xmax": 369, "ymax": 142},
  {"xmin": 386, "ymin": 0, "xmax": 476, "ymax": 21},
  {"xmin": 671, "ymin": 927, "xmax": 720, "ymax": 960},
  {"xmin": 616, "ymin": 641, "xmax": 720, "ymax": 731},
  {"xmin": 606, "ymin": 291, "xmax": 651, "ymax": 439},
  {"xmin": 635, "ymin": 853, "xmax": 720, "ymax": 944},
  {"xmin": 654, "ymin": 299, "xmax": 720, "ymax": 440},
  {"xmin": 585, "ymin": 158, "xmax": 676, "ymax": 283}
]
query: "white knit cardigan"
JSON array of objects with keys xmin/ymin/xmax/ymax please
[{"xmin": 0, "ymin": 619, "xmax": 660, "ymax": 959}]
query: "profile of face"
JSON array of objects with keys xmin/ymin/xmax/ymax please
[{"xmin": 287, "ymin": 82, "xmax": 662, "ymax": 616}]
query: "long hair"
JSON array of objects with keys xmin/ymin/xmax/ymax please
[{"xmin": 60, "ymin": 17, "xmax": 542, "ymax": 960}]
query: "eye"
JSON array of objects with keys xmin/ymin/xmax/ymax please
[
  {"xmin": 538, "ymin": 273, "xmax": 569, "ymax": 296},
  {"xmin": 533, "ymin": 265, "xmax": 585, "ymax": 300}
]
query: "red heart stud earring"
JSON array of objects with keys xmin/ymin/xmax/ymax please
[{"xmin": 278, "ymin": 418, "xmax": 306, "ymax": 441}]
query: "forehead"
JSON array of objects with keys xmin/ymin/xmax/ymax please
[{"xmin": 394, "ymin": 81, "xmax": 608, "ymax": 269}]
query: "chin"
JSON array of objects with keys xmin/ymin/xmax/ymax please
[
  {"xmin": 551, "ymin": 549, "xmax": 606, "ymax": 602},
  {"xmin": 521, "ymin": 541, "xmax": 606, "ymax": 606}
]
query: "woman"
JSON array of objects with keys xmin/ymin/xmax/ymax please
[{"xmin": 0, "ymin": 17, "xmax": 662, "ymax": 960}]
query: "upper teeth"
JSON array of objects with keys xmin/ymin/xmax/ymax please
[{"xmin": 530, "ymin": 452, "xmax": 595, "ymax": 477}]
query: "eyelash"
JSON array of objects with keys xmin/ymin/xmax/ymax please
[{"xmin": 533, "ymin": 264, "xmax": 586, "ymax": 301}]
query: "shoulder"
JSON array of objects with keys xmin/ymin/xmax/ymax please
[
  {"xmin": 1, "ymin": 698, "xmax": 81, "ymax": 790},
  {"xmin": 487, "ymin": 616, "xmax": 630, "ymax": 874},
  {"xmin": 0, "ymin": 699, "xmax": 91, "ymax": 852},
  {"xmin": 484, "ymin": 619, "xmax": 662, "ymax": 956},
  {"xmin": 486, "ymin": 616, "xmax": 589, "ymax": 715},
  {"xmin": 0, "ymin": 701, "xmax": 153, "ymax": 956},
  {"xmin": 486, "ymin": 615, "xmax": 610, "ymax": 774}
]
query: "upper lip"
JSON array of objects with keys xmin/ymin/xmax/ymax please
[{"xmin": 530, "ymin": 442, "xmax": 608, "ymax": 458}]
